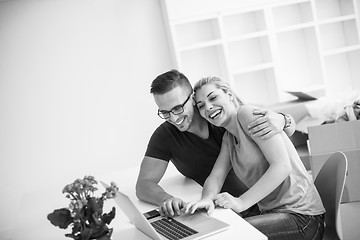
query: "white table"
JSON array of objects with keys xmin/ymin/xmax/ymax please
[{"xmin": 12, "ymin": 164, "xmax": 267, "ymax": 240}]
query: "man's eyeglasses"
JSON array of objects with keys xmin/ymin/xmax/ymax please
[{"xmin": 157, "ymin": 93, "xmax": 192, "ymax": 119}]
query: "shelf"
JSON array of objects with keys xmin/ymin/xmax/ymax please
[
  {"xmin": 277, "ymin": 27, "xmax": 323, "ymax": 90},
  {"xmin": 227, "ymin": 36, "xmax": 272, "ymax": 70},
  {"xmin": 323, "ymin": 44, "xmax": 360, "ymax": 56},
  {"xmin": 315, "ymin": 0, "xmax": 355, "ymax": 21},
  {"xmin": 319, "ymin": 19, "xmax": 359, "ymax": 51},
  {"xmin": 227, "ymin": 30, "xmax": 269, "ymax": 42},
  {"xmin": 179, "ymin": 39, "xmax": 223, "ymax": 51},
  {"xmin": 232, "ymin": 68, "xmax": 279, "ymax": 105},
  {"xmin": 318, "ymin": 14, "xmax": 357, "ymax": 25},
  {"xmin": 275, "ymin": 22, "xmax": 316, "ymax": 33},
  {"xmin": 232, "ymin": 62, "xmax": 274, "ymax": 75},
  {"xmin": 323, "ymin": 49, "xmax": 360, "ymax": 96},
  {"xmin": 280, "ymin": 85, "xmax": 326, "ymax": 102},
  {"xmin": 179, "ymin": 45, "xmax": 227, "ymax": 85},
  {"xmin": 162, "ymin": 0, "xmax": 360, "ymax": 105},
  {"xmin": 284, "ymin": 84, "xmax": 326, "ymax": 96},
  {"xmin": 222, "ymin": 9, "xmax": 266, "ymax": 38},
  {"xmin": 174, "ymin": 17, "xmax": 221, "ymax": 48},
  {"xmin": 272, "ymin": 1, "xmax": 314, "ymax": 29}
]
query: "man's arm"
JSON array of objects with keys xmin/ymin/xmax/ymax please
[
  {"xmin": 135, "ymin": 156, "xmax": 185, "ymax": 216},
  {"xmin": 248, "ymin": 109, "xmax": 295, "ymax": 139}
]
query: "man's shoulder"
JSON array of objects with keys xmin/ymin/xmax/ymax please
[
  {"xmin": 150, "ymin": 121, "xmax": 184, "ymax": 142},
  {"xmin": 146, "ymin": 122, "xmax": 177, "ymax": 160},
  {"xmin": 151, "ymin": 121, "xmax": 225, "ymax": 141},
  {"xmin": 208, "ymin": 123, "xmax": 226, "ymax": 135},
  {"xmin": 153, "ymin": 121, "xmax": 177, "ymax": 135}
]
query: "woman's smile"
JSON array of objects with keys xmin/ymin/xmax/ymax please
[{"xmin": 208, "ymin": 108, "xmax": 222, "ymax": 120}]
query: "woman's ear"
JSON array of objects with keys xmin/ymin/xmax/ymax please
[
  {"xmin": 227, "ymin": 91, "xmax": 240, "ymax": 107},
  {"xmin": 227, "ymin": 91, "xmax": 234, "ymax": 100}
]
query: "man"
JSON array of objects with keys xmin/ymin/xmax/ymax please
[{"xmin": 136, "ymin": 69, "xmax": 295, "ymax": 217}]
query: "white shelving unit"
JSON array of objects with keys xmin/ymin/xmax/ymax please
[{"xmin": 161, "ymin": 0, "xmax": 360, "ymax": 105}]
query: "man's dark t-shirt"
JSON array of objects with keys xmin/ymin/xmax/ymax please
[{"xmin": 145, "ymin": 121, "xmax": 248, "ymax": 197}]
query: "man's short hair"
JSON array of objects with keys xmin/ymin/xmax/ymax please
[{"xmin": 150, "ymin": 69, "xmax": 193, "ymax": 95}]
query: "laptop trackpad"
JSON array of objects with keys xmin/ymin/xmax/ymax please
[{"xmin": 176, "ymin": 212, "xmax": 221, "ymax": 230}]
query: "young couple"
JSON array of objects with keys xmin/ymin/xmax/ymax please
[{"xmin": 136, "ymin": 69, "xmax": 325, "ymax": 240}]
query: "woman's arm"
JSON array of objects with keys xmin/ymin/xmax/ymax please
[
  {"xmin": 202, "ymin": 139, "xmax": 232, "ymax": 199},
  {"xmin": 215, "ymin": 107, "xmax": 292, "ymax": 213},
  {"xmin": 185, "ymin": 139, "xmax": 232, "ymax": 215},
  {"xmin": 235, "ymin": 134, "xmax": 291, "ymax": 211}
]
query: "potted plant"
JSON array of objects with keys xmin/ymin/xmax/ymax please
[{"xmin": 47, "ymin": 176, "xmax": 118, "ymax": 240}]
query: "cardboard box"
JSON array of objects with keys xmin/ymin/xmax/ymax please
[
  {"xmin": 308, "ymin": 120, "xmax": 360, "ymax": 202},
  {"xmin": 308, "ymin": 120, "xmax": 360, "ymax": 154}
]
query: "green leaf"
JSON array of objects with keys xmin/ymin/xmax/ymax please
[
  {"xmin": 101, "ymin": 207, "xmax": 116, "ymax": 225},
  {"xmin": 87, "ymin": 197, "xmax": 103, "ymax": 215},
  {"xmin": 47, "ymin": 208, "xmax": 74, "ymax": 229},
  {"xmin": 80, "ymin": 227, "xmax": 91, "ymax": 240}
]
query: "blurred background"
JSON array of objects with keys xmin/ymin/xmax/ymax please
[{"xmin": 0, "ymin": 0, "xmax": 168, "ymax": 235}]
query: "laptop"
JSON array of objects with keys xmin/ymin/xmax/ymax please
[{"xmin": 101, "ymin": 182, "xmax": 229, "ymax": 240}]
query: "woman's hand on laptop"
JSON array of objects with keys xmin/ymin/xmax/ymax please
[
  {"xmin": 214, "ymin": 192, "xmax": 245, "ymax": 213},
  {"xmin": 184, "ymin": 198, "xmax": 215, "ymax": 215},
  {"xmin": 159, "ymin": 196, "xmax": 186, "ymax": 217}
]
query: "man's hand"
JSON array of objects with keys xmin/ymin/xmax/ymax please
[
  {"xmin": 248, "ymin": 109, "xmax": 285, "ymax": 139},
  {"xmin": 159, "ymin": 196, "xmax": 186, "ymax": 217}
]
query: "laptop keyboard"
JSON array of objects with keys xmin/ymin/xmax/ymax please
[{"xmin": 151, "ymin": 217, "xmax": 198, "ymax": 240}]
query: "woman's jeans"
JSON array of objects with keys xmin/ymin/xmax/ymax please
[{"xmin": 244, "ymin": 211, "xmax": 325, "ymax": 240}]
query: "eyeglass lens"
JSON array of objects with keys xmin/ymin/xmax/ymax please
[
  {"xmin": 157, "ymin": 93, "xmax": 191, "ymax": 119},
  {"xmin": 158, "ymin": 106, "xmax": 184, "ymax": 119}
]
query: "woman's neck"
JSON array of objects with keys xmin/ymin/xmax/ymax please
[{"xmin": 222, "ymin": 108, "xmax": 240, "ymax": 139}]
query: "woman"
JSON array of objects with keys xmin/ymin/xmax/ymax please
[{"xmin": 185, "ymin": 77, "xmax": 325, "ymax": 240}]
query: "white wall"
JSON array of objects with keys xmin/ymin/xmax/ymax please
[{"xmin": 0, "ymin": 0, "xmax": 171, "ymax": 233}]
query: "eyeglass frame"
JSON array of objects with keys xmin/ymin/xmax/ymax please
[{"xmin": 157, "ymin": 93, "xmax": 192, "ymax": 119}]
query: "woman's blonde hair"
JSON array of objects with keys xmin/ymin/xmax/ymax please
[{"xmin": 194, "ymin": 76, "xmax": 243, "ymax": 107}]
